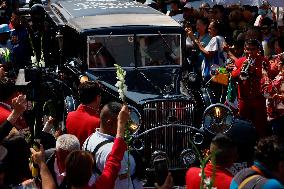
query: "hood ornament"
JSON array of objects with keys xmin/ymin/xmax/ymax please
[{"xmin": 164, "ymin": 84, "xmax": 173, "ymax": 94}]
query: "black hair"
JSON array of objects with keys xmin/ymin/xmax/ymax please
[
  {"xmin": 210, "ymin": 20, "xmax": 222, "ymax": 35},
  {"xmin": 29, "ymin": 0, "xmax": 42, "ymax": 8},
  {"xmin": 2, "ymin": 135, "xmax": 31, "ymax": 184},
  {"xmin": 244, "ymin": 38, "xmax": 261, "ymax": 49},
  {"xmin": 65, "ymin": 150, "xmax": 93, "ymax": 187},
  {"xmin": 78, "ymin": 81, "xmax": 101, "ymax": 104},
  {"xmin": 0, "ymin": 78, "xmax": 16, "ymax": 102},
  {"xmin": 210, "ymin": 133, "xmax": 237, "ymax": 166},
  {"xmin": 255, "ymin": 136, "xmax": 284, "ymax": 171},
  {"xmin": 30, "ymin": 4, "xmax": 45, "ymax": 16},
  {"xmin": 100, "ymin": 102, "xmax": 122, "ymax": 126},
  {"xmin": 212, "ymin": 4, "xmax": 225, "ymax": 13},
  {"xmin": 198, "ymin": 17, "xmax": 210, "ymax": 27}
]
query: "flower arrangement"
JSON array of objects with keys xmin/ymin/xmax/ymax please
[
  {"xmin": 114, "ymin": 64, "xmax": 131, "ymax": 144},
  {"xmin": 115, "ymin": 64, "xmax": 127, "ymax": 102},
  {"xmin": 114, "ymin": 64, "xmax": 131, "ymax": 187}
]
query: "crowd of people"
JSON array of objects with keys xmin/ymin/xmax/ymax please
[
  {"xmin": 0, "ymin": 0, "xmax": 284, "ymax": 188},
  {"xmin": 158, "ymin": 0, "xmax": 284, "ymax": 138},
  {"xmin": 0, "ymin": 80, "xmax": 283, "ymax": 189}
]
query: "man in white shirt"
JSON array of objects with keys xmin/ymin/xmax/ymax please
[{"xmin": 83, "ymin": 102, "xmax": 143, "ymax": 189}]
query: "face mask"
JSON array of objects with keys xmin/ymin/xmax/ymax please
[{"xmin": 258, "ymin": 9, "xmax": 267, "ymax": 16}]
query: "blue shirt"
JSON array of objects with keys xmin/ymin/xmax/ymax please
[
  {"xmin": 230, "ymin": 161, "xmax": 284, "ymax": 189},
  {"xmin": 11, "ymin": 27, "xmax": 32, "ymax": 68}
]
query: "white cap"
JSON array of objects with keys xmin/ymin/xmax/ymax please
[{"xmin": 184, "ymin": 2, "xmax": 192, "ymax": 9}]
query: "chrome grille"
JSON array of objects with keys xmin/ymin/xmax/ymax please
[
  {"xmin": 143, "ymin": 100, "xmax": 194, "ymax": 127},
  {"xmin": 140, "ymin": 100, "xmax": 196, "ymax": 169}
]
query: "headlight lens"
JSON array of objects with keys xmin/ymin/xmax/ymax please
[
  {"xmin": 128, "ymin": 106, "xmax": 141, "ymax": 134},
  {"xmin": 202, "ymin": 103, "xmax": 234, "ymax": 134},
  {"xmin": 180, "ymin": 149, "xmax": 197, "ymax": 168}
]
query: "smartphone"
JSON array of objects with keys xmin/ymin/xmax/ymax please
[{"xmin": 153, "ymin": 158, "xmax": 168, "ymax": 186}]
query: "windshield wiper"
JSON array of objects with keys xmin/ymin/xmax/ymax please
[
  {"xmin": 157, "ymin": 31, "xmax": 176, "ymax": 58},
  {"xmin": 136, "ymin": 69, "xmax": 165, "ymax": 95}
]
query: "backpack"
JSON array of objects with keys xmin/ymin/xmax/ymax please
[{"xmin": 236, "ymin": 169, "xmax": 268, "ymax": 189}]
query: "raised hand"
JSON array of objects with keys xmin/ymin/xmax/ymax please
[
  {"xmin": 12, "ymin": 94, "xmax": 27, "ymax": 115},
  {"xmin": 116, "ymin": 104, "xmax": 129, "ymax": 138},
  {"xmin": 30, "ymin": 144, "xmax": 45, "ymax": 166}
]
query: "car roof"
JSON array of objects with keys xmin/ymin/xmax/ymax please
[{"xmin": 50, "ymin": 0, "xmax": 180, "ymax": 31}]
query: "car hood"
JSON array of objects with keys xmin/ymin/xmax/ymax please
[{"xmin": 86, "ymin": 66, "xmax": 183, "ymax": 103}]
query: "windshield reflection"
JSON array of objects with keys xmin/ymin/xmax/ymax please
[{"xmin": 87, "ymin": 34, "xmax": 181, "ymax": 68}]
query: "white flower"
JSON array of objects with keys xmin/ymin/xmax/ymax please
[
  {"xmin": 31, "ymin": 56, "xmax": 37, "ymax": 64},
  {"xmin": 114, "ymin": 64, "xmax": 128, "ymax": 102},
  {"xmin": 204, "ymin": 177, "xmax": 211, "ymax": 186}
]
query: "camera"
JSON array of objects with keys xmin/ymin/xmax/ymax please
[{"xmin": 15, "ymin": 67, "xmax": 43, "ymax": 101}]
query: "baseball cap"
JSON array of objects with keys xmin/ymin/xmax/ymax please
[{"xmin": 0, "ymin": 24, "xmax": 11, "ymax": 34}]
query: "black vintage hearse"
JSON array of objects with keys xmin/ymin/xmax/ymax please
[{"xmin": 42, "ymin": 0, "xmax": 234, "ymax": 185}]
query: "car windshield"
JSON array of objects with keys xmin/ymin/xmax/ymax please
[{"xmin": 87, "ymin": 34, "xmax": 181, "ymax": 68}]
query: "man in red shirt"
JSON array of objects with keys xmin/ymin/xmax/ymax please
[
  {"xmin": 231, "ymin": 39, "xmax": 270, "ymax": 137},
  {"xmin": 0, "ymin": 79, "xmax": 16, "ymax": 125},
  {"xmin": 66, "ymin": 81, "xmax": 101, "ymax": 146},
  {"xmin": 186, "ymin": 134, "xmax": 237, "ymax": 189}
]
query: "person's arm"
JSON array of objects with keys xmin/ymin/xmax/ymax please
[
  {"xmin": 154, "ymin": 172, "xmax": 174, "ymax": 189},
  {"xmin": 30, "ymin": 144, "xmax": 57, "ymax": 189},
  {"xmin": 0, "ymin": 120, "xmax": 13, "ymax": 142},
  {"xmin": 0, "ymin": 95, "xmax": 26, "ymax": 141},
  {"xmin": 92, "ymin": 104, "xmax": 129, "ymax": 189},
  {"xmin": 195, "ymin": 40, "xmax": 215, "ymax": 58},
  {"xmin": 231, "ymin": 58, "xmax": 245, "ymax": 79},
  {"xmin": 223, "ymin": 43, "xmax": 237, "ymax": 62},
  {"xmin": 185, "ymin": 28, "xmax": 215, "ymax": 58},
  {"xmin": 8, "ymin": 94, "xmax": 27, "ymax": 125}
]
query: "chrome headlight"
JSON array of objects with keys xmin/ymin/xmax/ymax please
[
  {"xmin": 180, "ymin": 149, "xmax": 197, "ymax": 168},
  {"xmin": 128, "ymin": 106, "xmax": 141, "ymax": 135},
  {"xmin": 192, "ymin": 132, "xmax": 204, "ymax": 145},
  {"xmin": 202, "ymin": 103, "xmax": 234, "ymax": 135}
]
